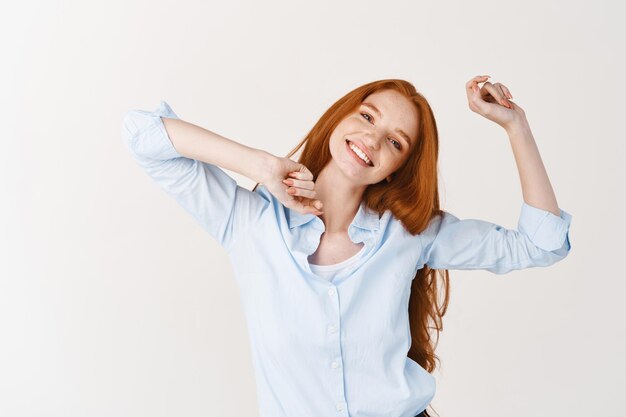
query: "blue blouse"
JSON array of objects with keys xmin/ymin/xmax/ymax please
[{"xmin": 122, "ymin": 101, "xmax": 572, "ymax": 417}]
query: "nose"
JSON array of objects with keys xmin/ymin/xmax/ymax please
[{"xmin": 362, "ymin": 133, "xmax": 384, "ymax": 150}]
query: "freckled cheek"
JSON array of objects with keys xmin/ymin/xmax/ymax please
[{"xmin": 342, "ymin": 119, "xmax": 365, "ymax": 131}]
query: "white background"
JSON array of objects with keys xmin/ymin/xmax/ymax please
[{"xmin": 1, "ymin": 0, "xmax": 624, "ymax": 416}]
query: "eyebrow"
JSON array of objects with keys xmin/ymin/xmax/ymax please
[{"xmin": 362, "ymin": 102, "xmax": 413, "ymax": 146}]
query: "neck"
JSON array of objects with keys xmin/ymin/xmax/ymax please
[{"xmin": 314, "ymin": 162, "xmax": 368, "ymax": 234}]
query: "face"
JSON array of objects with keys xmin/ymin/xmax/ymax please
[{"xmin": 328, "ymin": 89, "xmax": 419, "ymax": 186}]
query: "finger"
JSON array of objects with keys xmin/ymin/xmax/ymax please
[
  {"xmin": 465, "ymin": 74, "xmax": 490, "ymax": 90},
  {"xmin": 291, "ymin": 199, "xmax": 324, "ymax": 216},
  {"xmin": 468, "ymin": 85, "xmax": 493, "ymax": 115},
  {"xmin": 288, "ymin": 171, "xmax": 312, "ymax": 181},
  {"xmin": 465, "ymin": 75, "xmax": 490, "ymax": 90},
  {"xmin": 301, "ymin": 198, "xmax": 323, "ymax": 214},
  {"xmin": 282, "ymin": 177, "xmax": 314, "ymax": 191},
  {"xmin": 288, "ymin": 166, "xmax": 313, "ymax": 181},
  {"xmin": 479, "ymin": 82, "xmax": 495, "ymax": 101},
  {"xmin": 465, "ymin": 75, "xmax": 490, "ymax": 101},
  {"xmin": 481, "ymin": 82, "xmax": 511, "ymax": 108},
  {"xmin": 283, "ymin": 195, "xmax": 323, "ymax": 215},
  {"xmin": 313, "ymin": 200, "xmax": 324, "ymax": 210},
  {"xmin": 493, "ymin": 83, "xmax": 511, "ymax": 108},
  {"xmin": 479, "ymin": 82, "xmax": 502, "ymax": 103},
  {"xmin": 286, "ymin": 186, "xmax": 318, "ymax": 200},
  {"xmin": 283, "ymin": 196, "xmax": 306, "ymax": 212},
  {"xmin": 303, "ymin": 204, "xmax": 324, "ymax": 215},
  {"xmin": 500, "ymin": 84, "xmax": 513, "ymax": 99}
]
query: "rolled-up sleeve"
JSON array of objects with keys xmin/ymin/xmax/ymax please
[
  {"xmin": 418, "ymin": 202, "xmax": 572, "ymax": 274},
  {"xmin": 121, "ymin": 100, "xmax": 269, "ymax": 251}
]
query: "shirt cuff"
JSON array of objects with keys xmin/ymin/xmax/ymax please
[
  {"xmin": 517, "ymin": 201, "xmax": 572, "ymax": 252},
  {"xmin": 122, "ymin": 100, "xmax": 183, "ymax": 160}
]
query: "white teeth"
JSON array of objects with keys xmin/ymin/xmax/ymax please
[{"xmin": 349, "ymin": 142, "xmax": 372, "ymax": 165}]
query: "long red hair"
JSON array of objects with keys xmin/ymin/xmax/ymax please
[{"xmin": 253, "ymin": 79, "xmax": 449, "ymax": 417}]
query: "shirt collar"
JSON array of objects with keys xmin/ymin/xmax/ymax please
[{"xmin": 286, "ymin": 199, "xmax": 380, "ymax": 231}]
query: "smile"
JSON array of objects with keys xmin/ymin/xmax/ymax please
[{"xmin": 345, "ymin": 139, "xmax": 373, "ymax": 167}]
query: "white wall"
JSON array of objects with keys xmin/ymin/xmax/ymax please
[{"xmin": 1, "ymin": 0, "xmax": 623, "ymax": 416}]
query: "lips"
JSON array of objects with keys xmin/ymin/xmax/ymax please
[{"xmin": 345, "ymin": 139, "xmax": 374, "ymax": 167}]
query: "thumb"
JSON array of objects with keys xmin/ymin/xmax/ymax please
[
  {"xmin": 298, "ymin": 163, "xmax": 313, "ymax": 175},
  {"xmin": 289, "ymin": 162, "xmax": 314, "ymax": 180},
  {"xmin": 470, "ymin": 85, "xmax": 492, "ymax": 115},
  {"xmin": 285, "ymin": 158, "xmax": 304, "ymax": 172}
]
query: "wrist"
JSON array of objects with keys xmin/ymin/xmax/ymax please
[
  {"xmin": 504, "ymin": 115, "xmax": 531, "ymax": 137},
  {"xmin": 255, "ymin": 150, "xmax": 279, "ymax": 185}
]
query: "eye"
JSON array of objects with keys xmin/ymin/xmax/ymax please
[
  {"xmin": 360, "ymin": 112, "xmax": 402, "ymax": 151},
  {"xmin": 389, "ymin": 138, "xmax": 401, "ymax": 150}
]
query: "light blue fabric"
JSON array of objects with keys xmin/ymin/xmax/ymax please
[{"xmin": 122, "ymin": 101, "xmax": 573, "ymax": 417}]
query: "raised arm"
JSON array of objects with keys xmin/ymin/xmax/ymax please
[
  {"xmin": 417, "ymin": 76, "xmax": 573, "ymax": 274},
  {"xmin": 122, "ymin": 101, "xmax": 273, "ymax": 251},
  {"xmin": 160, "ymin": 111, "xmax": 273, "ymax": 185},
  {"xmin": 468, "ymin": 75, "xmax": 561, "ymax": 215}
]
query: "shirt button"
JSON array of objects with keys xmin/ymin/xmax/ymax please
[
  {"xmin": 331, "ymin": 361, "xmax": 339, "ymax": 369},
  {"xmin": 336, "ymin": 403, "xmax": 344, "ymax": 411},
  {"xmin": 328, "ymin": 287, "xmax": 336, "ymax": 296},
  {"xmin": 328, "ymin": 325, "xmax": 337, "ymax": 333}
]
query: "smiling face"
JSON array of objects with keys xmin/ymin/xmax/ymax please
[{"xmin": 327, "ymin": 89, "xmax": 419, "ymax": 186}]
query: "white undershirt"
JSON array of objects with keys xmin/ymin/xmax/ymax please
[{"xmin": 309, "ymin": 245, "xmax": 366, "ymax": 281}]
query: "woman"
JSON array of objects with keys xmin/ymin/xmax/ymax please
[{"xmin": 122, "ymin": 75, "xmax": 572, "ymax": 417}]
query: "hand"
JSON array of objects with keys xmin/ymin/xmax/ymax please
[
  {"xmin": 465, "ymin": 75, "xmax": 527, "ymax": 130},
  {"xmin": 262, "ymin": 156, "xmax": 324, "ymax": 216}
]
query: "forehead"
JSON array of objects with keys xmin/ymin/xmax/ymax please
[{"xmin": 361, "ymin": 90, "xmax": 419, "ymax": 144}]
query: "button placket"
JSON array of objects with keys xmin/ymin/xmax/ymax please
[{"xmin": 325, "ymin": 283, "xmax": 347, "ymax": 415}]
